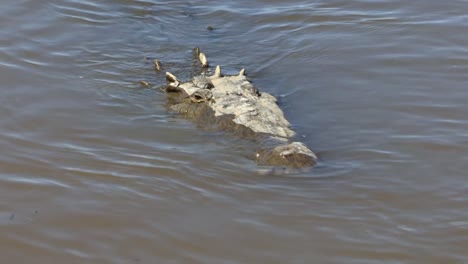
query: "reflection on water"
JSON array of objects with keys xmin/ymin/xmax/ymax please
[{"xmin": 1, "ymin": 0, "xmax": 468, "ymax": 263}]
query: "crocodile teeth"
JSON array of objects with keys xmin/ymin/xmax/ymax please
[
  {"xmin": 165, "ymin": 72, "xmax": 178, "ymax": 82},
  {"xmin": 199, "ymin": 53, "xmax": 208, "ymax": 67},
  {"xmin": 213, "ymin": 65, "xmax": 221, "ymax": 77},
  {"xmin": 193, "ymin": 47, "xmax": 201, "ymax": 57},
  {"xmin": 239, "ymin": 68, "xmax": 246, "ymax": 76},
  {"xmin": 154, "ymin": 59, "xmax": 162, "ymax": 71}
]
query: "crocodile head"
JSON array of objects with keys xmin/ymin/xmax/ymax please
[{"xmin": 160, "ymin": 50, "xmax": 317, "ymax": 168}]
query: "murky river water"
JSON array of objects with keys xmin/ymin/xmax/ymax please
[{"xmin": 1, "ymin": 0, "xmax": 468, "ymax": 263}]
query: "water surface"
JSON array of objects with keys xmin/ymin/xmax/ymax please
[{"xmin": 1, "ymin": 0, "xmax": 468, "ymax": 263}]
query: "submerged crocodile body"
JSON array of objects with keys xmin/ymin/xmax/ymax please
[{"xmin": 162, "ymin": 49, "xmax": 317, "ymax": 168}]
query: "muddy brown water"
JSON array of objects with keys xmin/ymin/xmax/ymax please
[{"xmin": 1, "ymin": 0, "xmax": 468, "ymax": 263}]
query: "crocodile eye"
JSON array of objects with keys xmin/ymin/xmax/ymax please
[{"xmin": 204, "ymin": 83, "xmax": 214, "ymax": 89}]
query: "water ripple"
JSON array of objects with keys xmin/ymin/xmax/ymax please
[{"xmin": 1, "ymin": 0, "xmax": 468, "ymax": 263}]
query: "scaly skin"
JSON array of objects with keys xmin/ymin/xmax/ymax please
[{"xmin": 163, "ymin": 49, "xmax": 317, "ymax": 168}]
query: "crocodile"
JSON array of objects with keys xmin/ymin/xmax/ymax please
[{"xmin": 161, "ymin": 49, "xmax": 317, "ymax": 168}]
